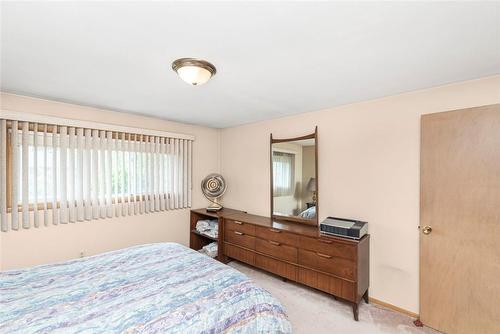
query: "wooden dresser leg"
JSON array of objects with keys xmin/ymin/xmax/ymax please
[
  {"xmin": 352, "ymin": 303, "xmax": 359, "ymax": 321},
  {"xmin": 363, "ymin": 290, "xmax": 369, "ymax": 304}
]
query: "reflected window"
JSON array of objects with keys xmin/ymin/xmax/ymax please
[{"xmin": 272, "ymin": 151, "xmax": 295, "ymax": 196}]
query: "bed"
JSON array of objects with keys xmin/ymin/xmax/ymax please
[
  {"xmin": 298, "ymin": 206, "xmax": 316, "ymax": 219},
  {"xmin": 0, "ymin": 243, "xmax": 292, "ymax": 333}
]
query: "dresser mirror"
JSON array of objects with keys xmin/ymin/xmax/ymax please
[{"xmin": 270, "ymin": 127, "xmax": 318, "ymax": 226}]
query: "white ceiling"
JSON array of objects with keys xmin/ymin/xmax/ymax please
[{"xmin": 1, "ymin": 2, "xmax": 499, "ymax": 128}]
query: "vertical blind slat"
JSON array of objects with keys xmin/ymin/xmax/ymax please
[
  {"xmin": 134, "ymin": 135, "xmax": 140, "ymax": 215},
  {"xmin": 127, "ymin": 136, "xmax": 133, "ymax": 215},
  {"xmin": 111, "ymin": 133, "xmax": 118, "ymax": 217},
  {"xmin": 151, "ymin": 136, "xmax": 155, "ymax": 212},
  {"xmin": 0, "ymin": 120, "xmax": 7, "ymax": 231},
  {"xmin": 43, "ymin": 125, "xmax": 49, "ymax": 226},
  {"xmin": 174, "ymin": 139, "xmax": 179, "ymax": 209},
  {"xmin": 184, "ymin": 139, "xmax": 188, "ymax": 208},
  {"xmin": 149, "ymin": 136, "xmax": 154, "ymax": 213},
  {"xmin": 187, "ymin": 140, "xmax": 192, "ymax": 208},
  {"xmin": 145, "ymin": 136, "xmax": 150, "ymax": 213},
  {"xmin": 151, "ymin": 136, "xmax": 156, "ymax": 212},
  {"xmin": 183, "ymin": 139, "xmax": 188, "ymax": 208},
  {"xmin": 165, "ymin": 138, "xmax": 170, "ymax": 210},
  {"xmin": 117, "ymin": 133, "xmax": 121, "ymax": 216},
  {"xmin": 171, "ymin": 139, "xmax": 175, "ymax": 209},
  {"xmin": 99, "ymin": 130, "xmax": 106, "ymax": 218},
  {"xmin": 106, "ymin": 131, "xmax": 113, "ymax": 218},
  {"xmin": 139, "ymin": 135, "xmax": 145, "ymax": 214},
  {"xmin": 178, "ymin": 139, "xmax": 183, "ymax": 208},
  {"xmin": 117, "ymin": 133, "xmax": 122, "ymax": 217},
  {"xmin": 159, "ymin": 137, "xmax": 165, "ymax": 211},
  {"xmin": 33, "ymin": 124, "xmax": 39, "ymax": 227},
  {"xmin": 52, "ymin": 125, "xmax": 59, "ymax": 225},
  {"xmin": 113, "ymin": 132, "xmax": 119, "ymax": 217},
  {"xmin": 33, "ymin": 123, "xmax": 39, "ymax": 227},
  {"xmin": 168, "ymin": 139, "xmax": 173, "ymax": 210},
  {"xmin": 154, "ymin": 136, "xmax": 160, "ymax": 211},
  {"xmin": 76, "ymin": 128, "xmax": 84, "ymax": 221},
  {"xmin": 91, "ymin": 129, "xmax": 99, "ymax": 219},
  {"xmin": 11, "ymin": 121, "xmax": 19, "ymax": 230},
  {"xmin": 21, "ymin": 121, "xmax": 29, "ymax": 228},
  {"xmin": 143, "ymin": 135, "xmax": 147, "ymax": 214},
  {"xmin": 178, "ymin": 138, "xmax": 183, "ymax": 208},
  {"xmin": 68, "ymin": 127, "xmax": 76, "ymax": 223},
  {"xmin": 121, "ymin": 133, "xmax": 127, "ymax": 216},
  {"xmin": 83, "ymin": 129, "xmax": 92, "ymax": 220},
  {"xmin": 59, "ymin": 126, "xmax": 68, "ymax": 224}
]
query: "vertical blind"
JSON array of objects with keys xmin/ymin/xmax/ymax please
[
  {"xmin": 0, "ymin": 119, "xmax": 193, "ymax": 232},
  {"xmin": 272, "ymin": 151, "xmax": 295, "ymax": 197}
]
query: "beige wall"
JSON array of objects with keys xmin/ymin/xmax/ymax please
[
  {"xmin": 0, "ymin": 92, "xmax": 220, "ymax": 270},
  {"xmin": 220, "ymin": 75, "xmax": 500, "ymax": 313}
]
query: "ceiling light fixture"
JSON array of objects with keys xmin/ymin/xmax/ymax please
[{"xmin": 172, "ymin": 58, "xmax": 216, "ymax": 86}]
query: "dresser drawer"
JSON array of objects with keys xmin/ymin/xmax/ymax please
[
  {"xmin": 255, "ymin": 238, "xmax": 298, "ymax": 263},
  {"xmin": 225, "ymin": 219, "xmax": 256, "ymax": 236},
  {"xmin": 297, "ymin": 267, "xmax": 342, "ymax": 297},
  {"xmin": 225, "ymin": 230, "xmax": 256, "ymax": 249},
  {"xmin": 297, "ymin": 268, "xmax": 356, "ymax": 301},
  {"xmin": 255, "ymin": 254, "xmax": 297, "ymax": 281},
  {"xmin": 255, "ymin": 225, "xmax": 299, "ymax": 247},
  {"xmin": 299, "ymin": 236, "xmax": 356, "ymax": 260},
  {"xmin": 224, "ymin": 243, "xmax": 255, "ymax": 265},
  {"xmin": 298, "ymin": 249, "xmax": 356, "ymax": 281}
]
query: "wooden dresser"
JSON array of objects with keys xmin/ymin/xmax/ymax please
[{"xmin": 190, "ymin": 208, "xmax": 369, "ymax": 321}]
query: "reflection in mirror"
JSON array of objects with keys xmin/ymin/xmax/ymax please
[{"xmin": 272, "ymin": 137, "xmax": 316, "ymax": 222}]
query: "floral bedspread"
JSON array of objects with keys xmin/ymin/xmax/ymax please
[{"xmin": 0, "ymin": 242, "xmax": 292, "ymax": 333}]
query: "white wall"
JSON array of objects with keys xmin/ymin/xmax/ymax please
[
  {"xmin": 0, "ymin": 92, "xmax": 220, "ymax": 270},
  {"xmin": 220, "ymin": 75, "xmax": 500, "ymax": 313}
]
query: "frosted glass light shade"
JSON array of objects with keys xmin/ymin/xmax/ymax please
[
  {"xmin": 172, "ymin": 58, "xmax": 216, "ymax": 86},
  {"xmin": 177, "ymin": 66, "xmax": 212, "ymax": 85}
]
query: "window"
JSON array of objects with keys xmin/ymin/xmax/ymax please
[
  {"xmin": 272, "ymin": 151, "xmax": 295, "ymax": 196},
  {"xmin": 0, "ymin": 118, "xmax": 193, "ymax": 231}
]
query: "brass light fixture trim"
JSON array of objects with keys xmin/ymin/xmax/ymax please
[
  {"xmin": 172, "ymin": 58, "xmax": 217, "ymax": 85},
  {"xmin": 172, "ymin": 58, "xmax": 217, "ymax": 76}
]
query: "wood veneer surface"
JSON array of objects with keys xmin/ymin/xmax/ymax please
[{"xmin": 191, "ymin": 207, "xmax": 369, "ymax": 321}]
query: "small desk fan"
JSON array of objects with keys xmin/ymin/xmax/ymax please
[{"xmin": 201, "ymin": 173, "xmax": 227, "ymax": 212}]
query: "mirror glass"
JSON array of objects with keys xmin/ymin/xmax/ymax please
[{"xmin": 272, "ymin": 137, "xmax": 317, "ymax": 223}]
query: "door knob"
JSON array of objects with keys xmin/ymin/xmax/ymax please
[{"xmin": 422, "ymin": 226, "xmax": 432, "ymax": 235}]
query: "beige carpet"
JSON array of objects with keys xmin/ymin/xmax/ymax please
[{"xmin": 229, "ymin": 261, "xmax": 440, "ymax": 334}]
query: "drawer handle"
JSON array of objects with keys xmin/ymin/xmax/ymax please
[
  {"xmin": 234, "ymin": 221, "xmax": 243, "ymax": 225},
  {"xmin": 234, "ymin": 231, "xmax": 245, "ymax": 236},
  {"xmin": 318, "ymin": 239, "xmax": 333, "ymax": 244},
  {"xmin": 269, "ymin": 228, "xmax": 281, "ymax": 233},
  {"xmin": 316, "ymin": 252, "xmax": 332, "ymax": 259},
  {"xmin": 269, "ymin": 240, "xmax": 281, "ymax": 246}
]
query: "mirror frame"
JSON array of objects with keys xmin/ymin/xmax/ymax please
[{"xmin": 270, "ymin": 126, "xmax": 318, "ymax": 226}]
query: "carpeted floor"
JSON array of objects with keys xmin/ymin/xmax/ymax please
[{"xmin": 229, "ymin": 261, "xmax": 440, "ymax": 334}]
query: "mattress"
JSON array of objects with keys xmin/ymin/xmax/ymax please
[{"xmin": 0, "ymin": 242, "xmax": 292, "ymax": 333}]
